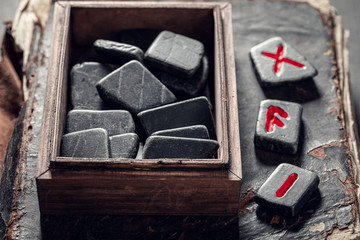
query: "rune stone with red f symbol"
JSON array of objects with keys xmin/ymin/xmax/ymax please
[
  {"xmin": 254, "ymin": 99, "xmax": 303, "ymax": 154},
  {"xmin": 250, "ymin": 37, "xmax": 317, "ymax": 86}
]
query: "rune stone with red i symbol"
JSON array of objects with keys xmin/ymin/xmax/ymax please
[
  {"xmin": 254, "ymin": 99, "xmax": 302, "ymax": 154},
  {"xmin": 250, "ymin": 37, "xmax": 317, "ymax": 86},
  {"xmin": 255, "ymin": 163, "xmax": 319, "ymax": 216}
]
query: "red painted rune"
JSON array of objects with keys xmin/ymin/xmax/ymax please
[
  {"xmin": 265, "ymin": 106, "xmax": 289, "ymax": 133},
  {"xmin": 276, "ymin": 173, "xmax": 299, "ymax": 198},
  {"xmin": 262, "ymin": 45, "xmax": 305, "ymax": 73}
]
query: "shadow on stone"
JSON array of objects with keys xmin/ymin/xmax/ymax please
[
  {"xmin": 255, "ymin": 188, "xmax": 322, "ymax": 231},
  {"xmin": 254, "ymin": 121, "xmax": 304, "ymax": 166},
  {"xmin": 262, "ymin": 78, "xmax": 320, "ymax": 103}
]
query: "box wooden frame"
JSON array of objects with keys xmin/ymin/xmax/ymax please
[{"xmin": 37, "ymin": 1, "xmax": 242, "ymax": 215}]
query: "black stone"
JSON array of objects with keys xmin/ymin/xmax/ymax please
[
  {"xmin": 93, "ymin": 39, "xmax": 144, "ymax": 65},
  {"xmin": 145, "ymin": 31, "xmax": 204, "ymax": 78},
  {"xmin": 60, "ymin": 128, "xmax": 110, "ymax": 158},
  {"xmin": 254, "ymin": 99, "xmax": 302, "ymax": 154},
  {"xmin": 96, "ymin": 60, "xmax": 176, "ymax": 114},
  {"xmin": 70, "ymin": 62, "xmax": 115, "ymax": 110},
  {"xmin": 255, "ymin": 163, "xmax": 319, "ymax": 216},
  {"xmin": 250, "ymin": 37, "xmax": 317, "ymax": 87},
  {"xmin": 142, "ymin": 136, "xmax": 219, "ymax": 159},
  {"xmin": 109, "ymin": 133, "xmax": 139, "ymax": 158},
  {"xmin": 66, "ymin": 110, "xmax": 135, "ymax": 136},
  {"xmin": 118, "ymin": 28, "xmax": 162, "ymax": 52},
  {"xmin": 151, "ymin": 125, "xmax": 209, "ymax": 139},
  {"xmin": 137, "ymin": 96, "xmax": 216, "ymax": 139},
  {"xmin": 159, "ymin": 55, "xmax": 209, "ymax": 98}
]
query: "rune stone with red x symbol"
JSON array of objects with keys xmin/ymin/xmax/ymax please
[
  {"xmin": 250, "ymin": 37, "xmax": 317, "ymax": 85},
  {"xmin": 262, "ymin": 45, "xmax": 304, "ymax": 74}
]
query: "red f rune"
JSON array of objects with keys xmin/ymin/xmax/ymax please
[{"xmin": 265, "ymin": 106, "xmax": 289, "ymax": 133}]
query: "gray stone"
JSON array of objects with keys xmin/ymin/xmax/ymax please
[
  {"xmin": 93, "ymin": 39, "xmax": 144, "ymax": 65},
  {"xmin": 250, "ymin": 37, "xmax": 317, "ymax": 86},
  {"xmin": 60, "ymin": 128, "xmax": 110, "ymax": 158},
  {"xmin": 96, "ymin": 60, "xmax": 176, "ymax": 114},
  {"xmin": 66, "ymin": 110, "xmax": 135, "ymax": 136},
  {"xmin": 145, "ymin": 31, "xmax": 204, "ymax": 78},
  {"xmin": 254, "ymin": 99, "xmax": 303, "ymax": 154},
  {"xmin": 109, "ymin": 133, "xmax": 139, "ymax": 158},
  {"xmin": 137, "ymin": 96, "xmax": 216, "ymax": 139},
  {"xmin": 70, "ymin": 62, "xmax": 115, "ymax": 110},
  {"xmin": 255, "ymin": 163, "xmax": 319, "ymax": 216},
  {"xmin": 159, "ymin": 55, "xmax": 209, "ymax": 97},
  {"xmin": 142, "ymin": 136, "xmax": 219, "ymax": 159},
  {"xmin": 151, "ymin": 125, "xmax": 209, "ymax": 139}
]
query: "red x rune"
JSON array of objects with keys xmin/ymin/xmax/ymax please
[{"xmin": 262, "ymin": 45, "xmax": 305, "ymax": 74}]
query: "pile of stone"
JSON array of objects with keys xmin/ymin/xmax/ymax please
[{"xmin": 60, "ymin": 30, "xmax": 219, "ymax": 159}]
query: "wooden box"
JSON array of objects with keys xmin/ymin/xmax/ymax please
[{"xmin": 37, "ymin": 1, "xmax": 241, "ymax": 215}]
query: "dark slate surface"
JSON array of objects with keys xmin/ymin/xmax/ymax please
[
  {"xmin": 6, "ymin": 1, "xmax": 358, "ymax": 240},
  {"xmin": 233, "ymin": 1, "xmax": 357, "ymax": 239},
  {"xmin": 60, "ymin": 128, "xmax": 110, "ymax": 158},
  {"xmin": 254, "ymin": 99, "xmax": 303, "ymax": 154},
  {"xmin": 142, "ymin": 135, "xmax": 219, "ymax": 159},
  {"xmin": 151, "ymin": 125, "xmax": 210, "ymax": 139},
  {"xmin": 109, "ymin": 133, "xmax": 139, "ymax": 158},
  {"xmin": 159, "ymin": 55, "xmax": 209, "ymax": 98},
  {"xmin": 250, "ymin": 36, "xmax": 317, "ymax": 86},
  {"xmin": 65, "ymin": 109, "xmax": 135, "ymax": 136},
  {"xmin": 137, "ymin": 96, "xmax": 216, "ymax": 139},
  {"xmin": 145, "ymin": 31, "xmax": 204, "ymax": 78},
  {"xmin": 255, "ymin": 163, "xmax": 320, "ymax": 217},
  {"xmin": 96, "ymin": 60, "xmax": 176, "ymax": 114},
  {"xmin": 70, "ymin": 62, "xmax": 115, "ymax": 110},
  {"xmin": 93, "ymin": 39, "xmax": 144, "ymax": 65}
]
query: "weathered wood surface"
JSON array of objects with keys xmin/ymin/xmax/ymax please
[
  {"xmin": 1, "ymin": 0, "xmax": 359, "ymax": 239},
  {"xmin": 233, "ymin": 1, "xmax": 360, "ymax": 239}
]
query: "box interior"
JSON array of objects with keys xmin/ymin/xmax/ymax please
[{"xmin": 55, "ymin": 4, "xmax": 228, "ymax": 167}]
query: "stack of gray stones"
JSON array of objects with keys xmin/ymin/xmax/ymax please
[{"xmin": 61, "ymin": 30, "xmax": 219, "ymax": 159}]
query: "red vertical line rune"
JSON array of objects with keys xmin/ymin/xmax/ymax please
[{"xmin": 276, "ymin": 173, "xmax": 298, "ymax": 198}]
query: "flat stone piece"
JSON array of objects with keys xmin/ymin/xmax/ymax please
[
  {"xmin": 109, "ymin": 133, "xmax": 139, "ymax": 158},
  {"xmin": 254, "ymin": 99, "xmax": 302, "ymax": 154},
  {"xmin": 255, "ymin": 163, "xmax": 319, "ymax": 216},
  {"xmin": 60, "ymin": 128, "xmax": 110, "ymax": 158},
  {"xmin": 152, "ymin": 125, "xmax": 209, "ymax": 139},
  {"xmin": 145, "ymin": 31, "xmax": 204, "ymax": 78},
  {"xmin": 160, "ymin": 55, "xmax": 209, "ymax": 97},
  {"xmin": 96, "ymin": 60, "xmax": 176, "ymax": 114},
  {"xmin": 250, "ymin": 37, "xmax": 317, "ymax": 86},
  {"xmin": 70, "ymin": 62, "xmax": 115, "ymax": 110},
  {"xmin": 142, "ymin": 136, "xmax": 219, "ymax": 159},
  {"xmin": 93, "ymin": 39, "xmax": 144, "ymax": 65},
  {"xmin": 137, "ymin": 96, "xmax": 216, "ymax": 139},
  {"xmin": 118, "ymin": 28, "xmax": 162, "ymax": 52},
  {"xmin": 66, "ymin": 110, "xmax": 135, "ymax": 136}
]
